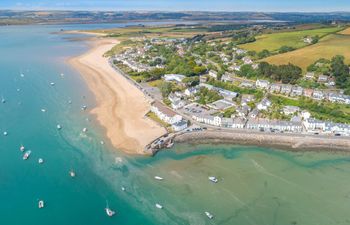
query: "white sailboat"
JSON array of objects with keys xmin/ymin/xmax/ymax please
[
  {"xmin": 69, "ymin": 170, "xmax": 76, "ymax": 178},
  {"xmin": 208, "ymin": 176, "xmax": 218, "ymax": 183},
  {"xmin": 105, "ymin": 201, "xmax": 116, "ymax": 217},
  {"xmin": 155, "ymin": 203, "xmax": 163, "ymax": 209},
  {"xmin": 205, "ymin": 211, "xmax": 214, "ymax": 219},
  {"xmin": 38, "ymin": 200, "xmax": 45, "ymax": 209},
  {"xmin": 23, "ymin": 150, "xmax": 31, "ymax": 160},
  {"xmin": 154, "ymin": 176, "xmax": 164, "ymax": 181}
]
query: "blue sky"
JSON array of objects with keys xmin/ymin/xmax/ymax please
[{"xmin": 1, "ymin": 0, "xmax": 350, "ymax": 12}]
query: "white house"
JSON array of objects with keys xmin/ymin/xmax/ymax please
[
  {"xmin": 172, "ymin": 119, "xmax": 188, "ymax": 132},
  {"xmin": 281, "ymin": 84, "xmax": 292, "ymax": 95},
  {"xmin": 242, "ymin": 56, "xmax": 253, "ymax": 65},
  {"xmin": 232, "ymin": 118, "xmax": 246, "ymax": 129},
  {"xmin": 164, "ymin": 74, "xmax": 186, "ymax": 83},
  {"xmin": 246, "ymin": 119, "xmax": 303, "ymax": 132},
  {"xmin": 291, "ymin": 86, "xmax": 304, "ymax": 96},
  {"xmin": 240, "ymin": 81, "xmax": 254, "ymax": 88},
  {"xmin": 269, "ymin": 83, "xmax": 282, "ymax": 93},
  {"xmin": 209, "ymin": 70, "xmax": 218, "ymax": 79},
  {"xmin": 256, "ymin": 80, "xmax": 270, "ymax": 89},
  {"xmin": 257, "ymin": 98, "xmax": 272, "ymax": 111},
  {"xmin": 184, "ymin": 87, "xmax": 199, "ymax": 97},
  {"xmin": 192, "ymin": 115, "xmax": 222, "ymax": 127},
  {"xmin": 151, "ymin": 101, "xmax": 183, "ymax": 125},
  {"xmin": 303, "ymin": 118, "xmax": 326, "ymax": 132},
  {"xmin": 312, "ymin": 90, "xmax": 325, "ymax": 100},
  {"xmin": 283, "ymin": 106, "xmax": 300, "ymax": 115}
]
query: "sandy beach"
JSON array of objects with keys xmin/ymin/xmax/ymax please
[{"xmin": 69, "ymin": 38, "xmax": 167, "ymax": 155}]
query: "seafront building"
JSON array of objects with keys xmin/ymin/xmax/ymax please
[{"xmin": 151, "ymin": 101, "xmax": 188, "ymax": 131}]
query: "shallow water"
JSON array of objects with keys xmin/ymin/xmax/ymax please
[{"xmin": 1, "ymin": 23, "xmax": 350, "ymax": 225}]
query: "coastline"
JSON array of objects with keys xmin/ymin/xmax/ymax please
[
  {"xmin": 174, "ymin": 130, "xmax": 350, "ymax": 152},
  {"xmin": 67, "ymin": 34, "xmax": 350, "ymax": 156},
  {"xmin": 69, "ymin": 37, "xmax": 167, "ymax": 155}
]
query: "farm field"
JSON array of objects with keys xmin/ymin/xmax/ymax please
[
  {"xmin": 263, "ymin": 28, "xmax": 350, "ymax": 70},
  {"xmin": 239, "ymin": 26, "xmax": 342, "ymax": 52}
]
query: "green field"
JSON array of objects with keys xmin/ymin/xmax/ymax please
[
  {"xmin": 90, "ymin": 25, "xmax": 208, "ymax": 39},
  {"xmin": 264, "ymin": 28, "xmax": 350, "ymax": 70},
  {"xmin": 239, "ymin": 27, "xmax": 342, "ymax": 52}
]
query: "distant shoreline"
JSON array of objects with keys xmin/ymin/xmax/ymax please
[{"xmin": 174, "ymin": 130, "xmax": 350, "ymax": 153}]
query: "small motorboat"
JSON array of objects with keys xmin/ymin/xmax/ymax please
[
  {"xmin": 68, "ymin": 100, "xmax": 72, "ymax": 104},
  {"xmin": 20, "ymin": 145, "xmax": 25, "ymax": 152},
  {"xmin": 205, "ymin": 211, "xmax": 214, "ymax": 219},
  {"xmin": 57, "ymin": 124, "xmax": 62, "ymax": 130},
  {"xmin": 100, "ymin": 141, "xmax": 105, "ymax": 145},
  {"xmin": 105, "ymin": 201, "xmax": 116, "ymax": 217},
  {"xmin": 23, "ymin": 150, "xmax": 31, "ymax": 160},
  {"xmin": 38, "ymin": 200, "xmax": 45, "ymax": 209},
  {"xmin": 121, "ymin": 187, "xmax": 126, "ymax": 191},
  {"xmin": 155, "ymin": 203, "xmax": 163, "ymax": 209},
  {"xmin": 69, "ymin": 170, "xmax": 76, "ymax": 178},
  {"xmin": 82, "ymin": 128, "xmax": 88, "ymax": 133},
  {"xmin": 208, "ymin": 176, "xmax": 218, "ymax": 183},
  {"xmin": 50, "ymin": 82, "xmax": 55, "ymax": 86},
  {"xmin": 81, "ymin": 105, "xmax": 87, "ymax": 111},
  {"xmin": 41, "ymin": 108, "xmax": 47, "ymax": 113},
  {"xmin": 38, "ymin": 158, "xmax": 44, "ymax": 164},
  {"xmin": 20, "ymin": 73, "xmax": 25, "ymax": 77},
  {"xmin": 1, "ymin": 98, "xmax": 6, "ymax": 103},
  {"xmin": 3, "ymin": 131, "xmax": 8, "ymax": 136},
  {"xmin": 154, "ymin": 176, "xmax": 163, "ymax": 181}
]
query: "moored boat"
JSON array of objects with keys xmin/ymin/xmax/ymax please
[
  {"xmin": 69, "ymin": 170, "xmax": 76, "ymax": 178},
  {"xmin": 20, "ymin": 145, "xmax": 25, "ymax": 152},
  {"xmin": 155, "ymin": 203, "xmax": 163, "ymax": 209},
  {"xmin": 57, "ymin": 124, "xmax": 62, "ymax": 130},
  {"xmin": 205, "ymin": 211, "xmax": 214, "ymax": 219},
  {"xmin": 105, "ymin": 201, "xmax": 116, "ymax": 217},
  {"xmin": 38, "ymin": 158, "xmax": 44, "ymax": 164},
  {"xmin": 208, "ymin": 176, "xmax": 218, "ymax": 183},
  {"xmin": 154, "ymin": 176, "xmax": 163, "ymax": 180},
  {"xmin": 23, "ymin": 150, "xmax": 31, "ymax": 160},
  {"xmin": 38, "ymin": 200, "xmax": 44, "ymax": 209}
]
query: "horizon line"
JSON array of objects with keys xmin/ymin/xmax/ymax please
[{"xmin": 1, "ymin": 9, "xmax": 350, "ymax": 14}]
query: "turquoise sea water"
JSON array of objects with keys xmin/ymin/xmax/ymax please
[{"xmin": 1, "ymin": 24, "xmax": 350, "ymax": 225}]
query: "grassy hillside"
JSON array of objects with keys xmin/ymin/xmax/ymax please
[
  {"xmin": 239, "ymin": 26, "xmax": 342, "ymax": 52},
  {"xmin": 263, "ymin": 28, "xmax": 350, "ymax": 70}
]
